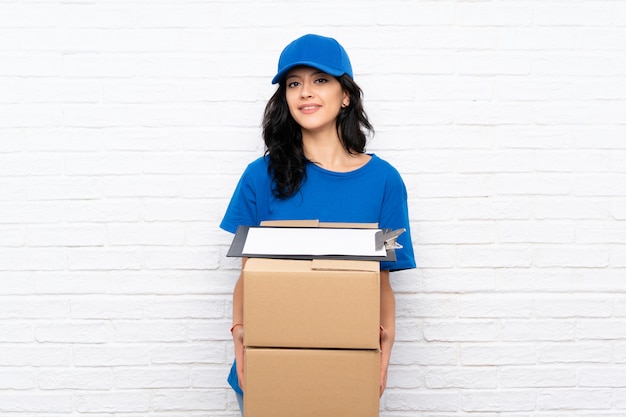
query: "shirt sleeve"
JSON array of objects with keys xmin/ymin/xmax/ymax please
[
  {"xmin": 378, "ymin": 167, "xmax": 416, "ymax": 272},
  {"xmin": 219, "ymin": 163, "xmax": 260, "ymax": 234}
]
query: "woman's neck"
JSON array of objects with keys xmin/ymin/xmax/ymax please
[{"xmin": 302, "ymin": 132, "xmax": 370, "ymax": 173}]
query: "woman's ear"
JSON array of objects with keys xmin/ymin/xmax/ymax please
[{"xmin": 342, "ymin": 91, "xmax": 350, "ymax": 108}]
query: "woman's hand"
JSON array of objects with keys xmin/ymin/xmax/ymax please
[
  {"xmin": 380, "ymin": 325, "xmax": 391, "ymax": 396},
  {"xmin": 232, "ymin": 325, "xmax": 245, "ymax": 391}
]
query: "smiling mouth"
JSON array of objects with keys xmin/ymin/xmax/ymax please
[{"xmin": 299, "ymin": 105, "xmax": 321, "ymax": 113}]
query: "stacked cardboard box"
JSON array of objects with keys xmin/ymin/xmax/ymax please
[{"xmin": 241, "ymin": 221, "xmax": 382, "ymax": 417}]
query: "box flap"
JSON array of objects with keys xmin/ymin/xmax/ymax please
[
  {"xmin": 260, "ymin": 220, "xmax": 319, "ymax": 227},
  {"xmin": 311, "ymin": 259, "xmax": 379, "ymax": 272},
  {"xmin": 261, "ymin": 220, "xmax": 378, "ymax": 229},
  {"xmin": 319, "ymin": 222, "xmax": 378, "ymax": 229}
]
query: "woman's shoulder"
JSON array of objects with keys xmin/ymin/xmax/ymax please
[
  {"xmin": 246, "ymin": 155, "xmax": 270, "ymax": 170},
  {"xmin": 367, "ymin": 154, "xmax": 403, "ymax": 177}
]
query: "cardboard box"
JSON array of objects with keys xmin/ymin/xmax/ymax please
[
  {"xmin": 243, "ymin": 257, "xmax": 380, "ymax": 349},
  {"xmin": 244, "ymin": 347, "xmax": 380, "ymax": 417}
]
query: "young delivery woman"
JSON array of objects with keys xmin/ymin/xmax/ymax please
[{"xmin": 220, "ymin": 34, "xmax": 416, "ymax": 413}]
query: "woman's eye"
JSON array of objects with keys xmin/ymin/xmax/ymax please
[
  {"xmin": 287, "ymin": 81, "xmax": 300, "ymax": 88},
  {"xmin": 314, "ymin": 78, "xmax": 328, "ymax": 84}
]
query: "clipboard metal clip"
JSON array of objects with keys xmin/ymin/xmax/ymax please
[{"xmin": 375, "ymin": 228, "xmax": 405, "ymax": 251}]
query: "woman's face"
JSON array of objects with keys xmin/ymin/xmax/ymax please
[{"xmin": 284, "ymin": 66, "xmax": 349, "ymax": 136}]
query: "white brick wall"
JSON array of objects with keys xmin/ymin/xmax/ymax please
[{"xmin": 0, "ymin": 0, "xmax": 624, "ymax": 415}]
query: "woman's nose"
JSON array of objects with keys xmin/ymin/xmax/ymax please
[{"xmin": 300, "ymin": 83, "xmax": 313, "ymax": 98}]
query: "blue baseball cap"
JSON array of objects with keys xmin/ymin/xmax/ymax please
[{"xmin": 271, "ymin": 34, "xmax": 353, "ymax": 84}]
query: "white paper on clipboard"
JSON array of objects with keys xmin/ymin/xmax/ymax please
[{"xmin": 241, "ymin": 227, "xmax": 386, "ymax": 257}]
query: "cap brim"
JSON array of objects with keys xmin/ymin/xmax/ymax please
[{"xmin": 271, "ymin": 61, "xmax": 346, "ymax": 84}]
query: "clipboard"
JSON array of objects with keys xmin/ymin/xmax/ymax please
[{"xmin": 226, "ymin": 225, "xmax": 403, "ymax": 262}]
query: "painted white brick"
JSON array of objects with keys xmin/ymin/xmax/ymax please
[
  {"xmin": 114, "ymin": 367, "xmax": 189, "ymax": 389},
  {"xmin": 537, "ymin": 388, "xmax": 612, "ymax": 411},
  {"xmin": 533, "ymin": 246, "xmax": 609, "ymax": 268},
  {"xmin": 23, "ymin": 28, "xmax": 103, "ymax": 53},
  {"xmin": 0, "ymin": 369, "xmax": 36, "ymax": 390},
  {"xmin": 107, "ymin": 222, "xmax": 186, "ymax": 246},
  {"xmin": 60, "ymin": 4, "xmax": 138, "ymax": 28},
  {"xmin": 501, "ymin": 319, "xmax": 576, "ymax": 342},
  {"xmin": 425, "ymin": 367, "xmax": 497, "ymax": 389},
  {"xmin": 578, "ymin": 222, "xmax": 626, "ymax": 244},
  {"xmin": 417, "ymin": 175, "xmax": 492, "ymax": 198},
  {"xmin": 68, "ymin": 248, "xmax": 143, "ymax": 270},
  {"xmin": 458, "ymin": 294, "xmax": 533, "ymax": 318},
  {"xmin": 500, "ymin": 27, "xmax": 576, "ymax": 50},
  {"xmin": 498, "ymin": 269, "xmax": 572, "ymax": 292},
  {"xmin": 152, "ymin": 389, "xmax": 225, "ymax": 412},
  {"xmin": 75, "ymin": 391, "xmax": 151, "ymax": 413},
  {"xmin": 65, "ymin": 153, "xmax": 143, "ymax": 176},
  {"xmin": 145, "ymin": 297, "xmax": 225, "ymax": 319},
  {"xmin": 500, "ymin": 366, "xmax": 577, "ymax": 388},
  {"xmin": 108, "ymin": 270, "xmax": 220, "ymax": 295},
  {"xmin": 0, "ymin": 5, "xmax": 59, "ymax": 28},
  {"xmin": 188, "ymin": 320, "xmax": 231, "ymax": 342},
  {"xmin": 0, "ymin": 322, "xmax": 33, "ymax": 342},
  {"xmin": 535, "ymin": 295, "xmax": 613, "ymax": 318},
  {"xmin": 458, "ymin": 197, "xmax": 531, "ymax": 220},
  {"xmin": 27, "ymin": 177, "xmax": 102, "ymax": 200},
  {"xmin": 392, "ymin": 343, "xmax": 457, "ymax": 366},
  {"xmin": 457, "ymin": 245, "xmax": 532, "ymax": 268},
  {"xmin": 418, "ymin": 27, "xmax": 498, "ymax": 50},
  {"xmin": 423, "ymin": 320, "xmax": 498, "ymax": 342},
  {"xmin": 191, "ymin": 364, "xmax": 232, "ymax": 388},
  {"xmin": 462, "ymin": 344, "xmax": 536, "ymax": 366},
  {"xmin": 538, "ymin": 342, "xmax": 612, "ymax": 364},
  {"xmin": 376, "ymin": 2, "xmax": 454, "ymax": 26},
  {"xmin": 0, "ymin": 249, "xmax": 65, "ymax": 271},
  {"xmin": 26, "ymin": 128, "xmax": 103, "ymax": 152},
  {"xmin": 100, "ymin": 29, "xmax": 179, "ymax": 53},
  {"xmin": 38, "ymin": 368, "xmax": 112, "ymax": 390},
  {"xmin": 0, "ymin": 297, "xmax": 67, "ymax": 319},
  {"xmin": 572, "ymin": 270, "xmax": 626, "ymax": 293},
  {"xmin": 0, "ymin": 346, "xmax": 70, "ymax": 368},
  {"xmin": 422, "ymin": 269, "xmax": 496, "ymax": 293},
  {"xmin": 396, "ymin": 295, "xmax": 456, "ymax": 319},
  {"xmin": 0, "ymin": 154, "xmax": 63, "ymax": 176},
  {"xmin": 409, "ymin": 198, "xmax": 456, "ymax": 221},
  {"xmin": 457, "ymin": 52, "xmax": 532, "ymax": 76},
  {"xmin": 113, "ymin": 321, "xmax": 186, "ymax": 343},
  {"xmin": 461, "ymin": 390, "xmax": 535, "ymax": 412},
  {"xmin": 498, "ymin": 220, "xmax": 575, "ymax": 243},
  {"xmin": 104, "ymin": 176, "xmax": 180, "ymax": 198},
  {"xmin": 36, "ymin": 321, "xmax": 109, "ymax": 343},
  {"xmin": 578, "ymin": 320, "xmax": 626, "ymax": 340},
  {"xmin": 413, "ymin": 246, "xmax": 455, "ymax": 268},
  {"xmin": 536, "ymin": 5, "xmax": 613, "ymax": 26},
  {"xmin": 150, "ymin": 343, "xmax": 226, "ymax": 365},
  {"xmin": 0, "ymin": 225, "xmax": 25, "ymax": 246},
  {"xmin": 0, "ymin": 104, "xmax": 62, "ymax": 128},
  {"xmin": 73, "ymin": 345, "xmax": 150, "ymax": 367},
  {"xmin": 0, "ymin": 393, "xmax": 73, "ymax": 413},
  {"xmin": 62, "ymin": 54, "xmax": 137, "ymax": 78},
  {"xmin": 457, "ymin": 3, "xmax": 534, "ymax": 26},
  {"xmin": 385, "ymin": 390, "xmax": 459, "ymax": 412},
  {"xmin": 66, "ymin": 200, "xmax": 141, "ymax": 223},
  {"xmin": 27, "ymin": 224, "xmax": 106, "ymax": 247},
  {"xmin": 70, "ymin": 296, "xmax": 145, "ymax": 319},
  {"xmin": 418, "ymin": 222, "xmax": 494, "ymax": 244},
  {"xmin": 533, "ymin": 197, "xmax": 609, "ymax": 220},
  {"xmin": 579, "ymin": 366, "xmax": 626, "ymax": 387},
  {"xmin": 143, "ymin": 248, "xmax": 220, "ymax": 270}
]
